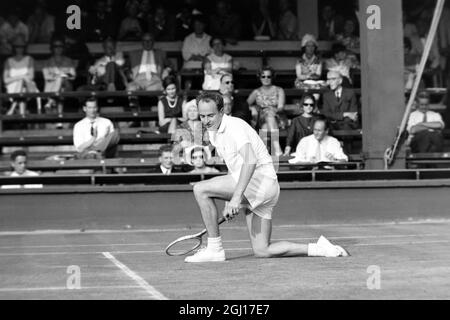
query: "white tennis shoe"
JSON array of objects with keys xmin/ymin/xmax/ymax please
[
  {"xmin": 184, "ymin": 247, "xmax": 226, "ymax": 263},
  {"xmin": 317, "ymin": 235, "xmax": 350, "ymax": 257}
]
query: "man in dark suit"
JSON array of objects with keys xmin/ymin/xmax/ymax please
[
  {"xmin": 126, "ymin": 32, "xmax": 173, "ymax": 91},
  {"xmin": 218, "ymin": 74, "xmax": 252, "ymax": 125},
  {"xmin": 155, "ymin": 144, "xmax": 178, "ymax": 174},
  {"xmin": 321, "ymin": 70, "xmax": 359, "ymax": 130}
]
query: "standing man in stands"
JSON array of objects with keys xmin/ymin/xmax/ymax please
[
  {"xmin": 407, "ymin": 91, "xmax": 445, "ymax": 153},
  {"xmin": 184, "ymin": 92, "xmax": 349, "ymax": 263},
  {"xmin": 73, "ymin": 98, "xmax": 120, "ymax": 159}
]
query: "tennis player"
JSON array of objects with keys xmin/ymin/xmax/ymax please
[{"xmin": 185, "ymin": 92, "xmax": 349, "ymax": 262}]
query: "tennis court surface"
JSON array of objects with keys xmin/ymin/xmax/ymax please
[{"xmin": 1, "ymin": 219, "xmax": 449, "ymax": 300}]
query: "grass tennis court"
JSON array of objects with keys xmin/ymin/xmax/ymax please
[{"xmin": 1, "ymin": 219, "xmax": 449, "ymax": 300}]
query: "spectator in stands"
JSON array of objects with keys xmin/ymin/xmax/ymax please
[
  {"xmin": 126, "ymin": 32, "xmax": 173, "ymax": 92},
  {"xmin": 158, "ymin": 76, "xmax": 186, "ymax": 134},
  {"xmin": 137, "ymin": 0, "xmax": 153, "ymax": 33},
  {"xmin": 202, "ymin": 37, "xmax": 233, "ymax": 90},
  {"xmin": 86, "ymin": 0, "xmax": 116, "ymax": 42},
  {"xmin": 148, "ymin": 4, "xmax": 176, "ymax": 41},
  {"xmin": 63, "ymin": 31, "xmax": 92, "ymax": 89},
  {"xmin": 175, "ymin": 6, "xmax": 193, "ymax": 40},
  {"xmin": 209, "ymin": 0, "xmax": 242, "ymax": 45},
  {"xmin": 189, "ymin": 146, "xmax": 220, "ymax": 174},
  {"xmin": 27, "ymin": 0, "xmax": 55, "ymax": 44},
  {"xmin": 283, "ymin": 94, "xmax": 318, "ymax": 156},
  {"xmin": 118, "ymin": 1, "xmax": 143, "ymax": 41},
  {"xmin": 156, "ymin": 144, "xmax": 177, "ymax": 174},
  {"xmin": 407, "ymin": 91, "xmax": 445, "ymax": 153},
  {"xmin": 222, "ymin": 93, "xmax": 233, "ymax": 116},
  {"xmin": 335, "ymin": 18, "xmax": 360, "ymax": 52},
  {"xmin": 43, "ymin": 36, "xmax": 76, "ymax": 119},
  {"xmin": 247, "ymin": 67, "xmax": 285, "ymax": 155},
  {"xmin": 416, "ymin": 18, "xmax": 442, "ymax": 87},
  {"xmin": 318, "ymin": 4, "xmax": 343, "ymax": 41},
  {"xmin": 251, "ymin": 0, "xmax": 276, "ymax": 40},
  {"xmin": 73, "ymin": 97, "xmax": 120, "ymax": 159},
  {"xmin": 295, "ymin": 34, "xmax": 323, "ymax": 89},
  {"xmin": 3, "ymin": 35, "xmax": 42, "ymax": 116},
  {"xmin": 172, "ymin": 103, "xmax": 209, "ymax": 159},
  {"xmin": 325, "ymin": 43, "xmax": 359, "ymax": 87},
  {"xmin": 1, "ymin": 8, "xmax": 29, "ymax": 44},
  {"xmin": 321, "ymin": 70, "xmax": 359, "ymax": 131},
  {"xmin": 404, "ymin": 37, "xmax": 421, "ymax": 90},
  {"xmin": 219, "ymin": 73, "xmax": 252, "ymax": 124},
  {"xmin": 289, "ymin": 115, "xmax": 348, "ymax": 163},
  {"xmin": 0, "ymin": 15, "xmax": 11, "ymax": 55},
  {"xmin": 276, "ymin": 0, "xmax": 298, "ymax": 40},
  {"xmin": 182, "ymin": 14, "xmax": 211, "ymax": 70},
  {"xmin": 87, "ymin": 37, "xmax": 127, "ymax": 92},
  {"xmin": 1, "ymin": 150, "xmax": 43, "ymax": 189}
]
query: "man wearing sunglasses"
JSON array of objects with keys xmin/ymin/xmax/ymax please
[
  {"xmin": 406, "ymin": 91, "xmax": 445, "ymax": 153},
  {"xmin": 218, "ymin": 73, "xmax": 252, "ymax": 124}
]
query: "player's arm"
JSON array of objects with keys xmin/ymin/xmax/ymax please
[{"xmin": 225, "ymin": 143, "xmax": 257, "ymax": 217}]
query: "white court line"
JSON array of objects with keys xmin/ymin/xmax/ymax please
[
  {"xmin": 102, "ymin": 252, "xmax": 168, "ymax": 300},
  {"xmin": 0, "ymin": 285, "xmax": 141, "ymax": 293},
  {"xmin": 0, "ymin": 219, "xmax": 449, "ymax": 236},
  {"xmin": 1, "ymin": 239, "xmax": 450, "ymax": 257},
  {"xmin": 0, "ymin": 233, "xmax": 445, "ymax": 249}
]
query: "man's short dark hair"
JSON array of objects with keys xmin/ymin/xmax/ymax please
[
  {"xmin": 196, "ymin": 92, "xmax": 224, "ymax": 111},
  {"xmin": 417, "ymin": 91, "xmax": 430, "ymax": 100},
  {"xmin": 10, "ymin": 150, "xmax": 27, "ymax": 161},
  {"xmin": 313, "ymin": 115, "xmax": 330, "ymax": 131},
  {"xmin": 159, "ymin": 144, "xmax": 173, "ymax": 156},
  {"xmin": 85, "ymin": 97, "xmax": 98, "ymax": 105}
]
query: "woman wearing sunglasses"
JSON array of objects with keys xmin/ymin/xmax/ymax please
[
  {"xmin": 247, "ymin": 66, "xmax": 285, "ymax": 156},
  {"xmin": 283, "ymin": 94, "xmax": 318, "ymax": 156}
]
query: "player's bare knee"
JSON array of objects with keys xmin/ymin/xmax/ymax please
[{"xmin": 193, "ymin": 181, "xmax": 208, "ymax": 198}]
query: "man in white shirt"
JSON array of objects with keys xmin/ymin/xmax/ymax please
[
  {"xmin": 181, "ymin": 15, "xmax": 211, "ymax": 70},
  {"xmin": 73, "ymin": 98, "xmax": 120, "ymax": 159},
  {"xmin": 184, "ymin": 92, "xmax": 349, "ymax": 263},
  {"xmin": 407, "ymin": 91, "xmax": 445, "ymax": 153},
  {"xmin": 1, "ymin": 150, "xmax": 42, "ymax": 189},
  {"xmin": 290, "ymin": 115, "xmax": 348, "ymax": 163}
]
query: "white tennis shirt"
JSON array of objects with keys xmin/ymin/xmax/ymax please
[{"xmin": 208, "ymin": 114, "xmax": 277, "ymax": 182}]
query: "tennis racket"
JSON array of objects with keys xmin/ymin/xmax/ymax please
[{"xmin": 165, "ymin": 217, "xmax": 226, "ymax": 256}]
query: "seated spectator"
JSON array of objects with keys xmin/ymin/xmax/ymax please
[
  {"xmin": 335, "ymin": 18, "xmax": 360, "ymax": 52},
  {"xmin": 318, "ymin": 5, "xmax": 344, "ymax": 41},
  {"xmin": 73, "ymin": 98, "xmax": 120, "ymax": 159},
  {"xmin": 86, "ymin": 37, "xmax": 127, "ymax": 92},
  {"xmin": 172, "ymin": 103, "xmax": 209, "ymax": 158},
  {"xmin": 63, "ymin": 31, "xmax": 92, "ymax": 89},
  {"xmin": 407, "ymin": 91, "xmax": 445, "ymax": 153},
  {"xmin": 27, "ymin": 0, "xmax": 55, "ymax": 44},
  {"xmin": 283, "ymin": 94, "xmax": 319, "ymax": 156},
  {"xmin": 289, "ymin": 115, "xmax": 348, "ymax": 163},
  {"xmin": 1, "ymin": 8, "xmax": 29, "ymax": 43},
  {"xmin": 43, "ymin": 37, "xmax": 76, "ymax": 117},
  {"xmin": 137, "ymin": 0, "xmax": 153, "ymax": 33},
  {"xmin": 148, "ymin": 4, "xmax": 176, "ymax": 41},
  {"xmin": 322, "ymin": 70, "xmax": 359, "ymax": 131},
  {"xmin": 404, "ymin": 37, "xmax": 421, "ymax": 90},
  {"xmin": 295, "ymin": 34, "xmax": 324, "ymax": 89},
  {"xmin": 118, "ymin": 1, "xmax": 143, "ymax": 41},
  {"xmin": 276, "ymin": 0, "xmax": 298, "ymax": 40},
  {"xmin": 415, "ymin": 18, "xmax": 442, "ymax": 87},
  {"xmin": 325, "ymin": 43, "xmax": 359, "ymax": 87},
  {"xmin": 182, "ymin": 14, "xmax": 211, "ymax": 70},
  {"xmin": 1, "ymin": 150, "xmax": 42, "ymax": 189},
  {"xmin": 126, "ymin": 32, "xmax": 173, "ymax": 92},
  {"xmin": 156, "ymin": 144, "xmax": 181, "ymax": 174},
  {"xmin": 219, "ymin": 74, "xmax": 252, "ymax": 124},
  {"xmin": 158, "ymin": 76, "xmax": 186, "ymax": 134},
  {"xmin": 188, "ymin": 146, "xmax": 220, "ymax": 174},
  {"xmin": 3, "ymin": 36, "xmax": 41, "ymax": 116},
  {"xmin": 251, "ymin": 0, "xmax": 276, "ymax": 40},
  {"xmin": 202, "ymin": 37, "xmax": 233, "ymax": 90},
  {"xmin": 175, "ymin": 6, "xmax": 193, "ymax": 40},
  {"xmin": 209, "ymin": 0, "xmax": 241, "ymax": 45},
  {"xmin": 86, "ymin": 0, "xmax": 116, "ymax": 42},
  {"xmin": 247, "ymin": 67, "xmax": 285, "ymax": 155}
]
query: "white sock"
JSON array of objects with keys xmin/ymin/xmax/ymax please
[
  {"xmin": 307, "ymin": 243, "xmax": 327, "ymax": 257},
  {"xmin": 207, "ymin": 236, "xmax": 223, "ymax": 251}
]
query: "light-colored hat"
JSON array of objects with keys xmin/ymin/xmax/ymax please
[{"xmin": 301, "ymin": 34, "xmax": 318, "ymax": 48}]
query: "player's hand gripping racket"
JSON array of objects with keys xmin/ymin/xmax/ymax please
[{"xmin": 165, "ymin": 217, "xmax": 226, "ymax": 256}]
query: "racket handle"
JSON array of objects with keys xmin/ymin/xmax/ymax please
[{"xmin": 217, "ymin": 217, "xmax": 226, "ymax": 225}]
